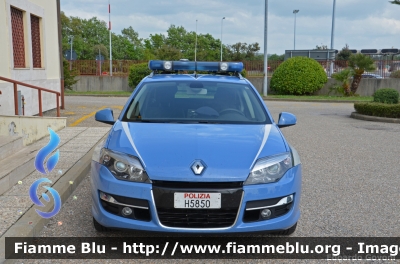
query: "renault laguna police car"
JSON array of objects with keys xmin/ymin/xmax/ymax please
[{"xmin": 91, "ymin": 60, "xmax": 302, "ymax": 234}]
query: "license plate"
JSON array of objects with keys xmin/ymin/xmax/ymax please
[{"xmin": 174, "ymin": 192, "xmax": 221, "ymax": 209}]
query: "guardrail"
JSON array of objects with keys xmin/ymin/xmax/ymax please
[{"xmin": 0, "ymin": 76, "xmax": 60, "ymax": 117}]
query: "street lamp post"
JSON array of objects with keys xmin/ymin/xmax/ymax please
[
  {"xmin": 330, "ymin": 0, "xmax": 336, "ymax": 77},
  {"xmin": 263, "ymin": 0, "xmax": 268, "ymax": 96},
  {"xmin": 69, "ymin": 35, "xmax": 74, "ymax": 70},
  {"xmin": 293, "ymin": 10, "xmax": 299, "ymax": 50},
  {"xmin": 220, "ymin": 17, "xmax": 225, "ymax": 61}
]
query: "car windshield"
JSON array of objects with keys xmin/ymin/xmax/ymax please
[{"xmin": 122, "ymin": 80, "xmax": 270, "ymax": 124}]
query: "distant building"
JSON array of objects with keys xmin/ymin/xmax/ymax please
[
  {"xmin": 284, "ymin": 50, "xmax": 337, "ymax": 61},
  {"xmin": 0, "ymin": 0, "xmax": 63, "ymax": 116}
]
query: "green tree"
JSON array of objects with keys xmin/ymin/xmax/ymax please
[
  {"xmin": 92, "ymin": 44, "xmax": 108, "ymax": 59},
  {"xmin": 268, "ymin": 54, "xmax": 285, "ymax": 61},
  {"xmin": 226, "ymin": 42, "xmax": 261, "ymax": 61},
  {"xmin": 145, "ymin": 25, "xmax": 224, "ymax": 61},
  {"xmin": 348, "ymin": 54, "xmax": 376, "ymax": 94},
  {"xmin": 244, "ymin": 43, "xmax": 261, "ymax": 60},
  {"xmin": 154, "ymin": 45, "xmax": 183, "ymax": 60},
  {"xmin": 337, "ymin": 44, "xmax": 353, "ymax": 61},
  {"xmin": 389, "ymin": 0, "xmax": 400, "ymax": 5},
  {"xmin": 227, "ymin": 42, "xmax": 247, "ymax": 61},
  {"xmin": 61, "ymin": 13, "xmax": 110, "ymax": 60},
  {"xmin": 145, "ymin": 33, "xmax": 166, "ymax": 58},
  {"xmin": 60, "ymin": 14, "xmax": 278, "ymax": 63},
  {"xmin": 128, "ymin": 63, "xmax": 151, "ymax": 88},
  {"xmin": 111, "ymin": 34, "xmax": 138, "ymax": 60},
  {"xmin": 163, "ymin": 25, "xmax": 224, "ymax": 61},
  {"xmin": 331, "ymin": 68, "xmax": 353, "ymax": 96},
  {"xmin": 121, "ymin": 26, "xmax": 142, "ymax": 46},
  {"xmin": 195, "ymin": 33, "xmax": 222, "ymax": 61},
  {"xmin": 166, "ymin": 25, "xmax": 191, "ymax": 53},
  {"xmin": 63, "ymin": 58, "xmax": 78, "ymax": 90}
]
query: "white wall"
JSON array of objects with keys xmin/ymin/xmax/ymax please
[
  {"xmin": 0, "ymin": 115, "xmax": 66, "ymax": 145},
  {"xmin": 0, "ymin": 0, "xmax": 61, "ymax": 116}
]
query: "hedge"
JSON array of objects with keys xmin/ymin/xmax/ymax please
[
  {"xmin": 270, "ymin": 56, "xmax": 327, "ymax": 95},
  {"xmin": 128, "ymin": 63, "xmax": 152, "ymax": 89},
  {"xmin": 373, "ymin": 88, "xmax": 399, "ymax": 104},
  {"xmin": 354, "ymin": 102, "xmax": 400, "ymax": 118}
]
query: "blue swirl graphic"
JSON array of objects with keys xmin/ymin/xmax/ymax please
[
  {"xmin": 35, "ymin": 128, "xmax": 60, "ymax": 174},
  {"xmin": 29, "ymin": 178, "xmax": 61, "ymax": 219}
]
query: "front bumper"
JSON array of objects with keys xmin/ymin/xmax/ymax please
[{"xmin": 90, "ymin": 161, "xmax": 302, "ymax": 233}]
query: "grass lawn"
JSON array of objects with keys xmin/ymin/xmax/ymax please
[{"xmin": 264, "ymin": 95, "xmax": 373, "ymax": 101}]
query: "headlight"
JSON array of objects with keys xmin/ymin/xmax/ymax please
[
  {"xmin": 92, "ymin": 139, "xmax": 106, "ymax": 162},
  {"xmin": 244, "ymin": 153, "xmax": 292, "ymax": 185},
  {"xmin": 99, "ymin": 149, "xmax": 151, "ymax": 183}
]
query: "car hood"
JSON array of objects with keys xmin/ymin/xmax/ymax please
[{"xmin": 106, "ymin": 121, "xmax": 288, "ymax": 182}]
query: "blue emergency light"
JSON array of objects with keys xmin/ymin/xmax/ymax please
[{"xmin": 148, "ymin": 60, "xmax": 244, "ymax": 73}]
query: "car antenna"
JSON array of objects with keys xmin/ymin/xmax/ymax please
[{"xmin": 195, "ymin": 19, "xmax": 198, "ymax": 78}]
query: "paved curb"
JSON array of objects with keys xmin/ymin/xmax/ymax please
[
  {"xmin": 350, "ymin": 112, "xmax": 400, "ymax": 123},
  {"xmin": 0, "ymin": 135, "xmax": 107, "ymax": 264},
  {"xmin": 65, "ymin": 94, "xmax": 130, "ymax": 97},
  {"xmin": 263, "ymin": 98, "xmax": 369, "ymax": 103}
]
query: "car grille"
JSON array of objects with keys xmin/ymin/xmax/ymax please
[
  {"xmin": 152, "ymin": 181, "xmax": 243, "ymax": 189},
  {"xmin": 157, "ymin": 209, "xmax": 238, "ymax": 228},
  {"xmin": 153, "ymin": 183, "xmax": 243, "ymax": 229}
]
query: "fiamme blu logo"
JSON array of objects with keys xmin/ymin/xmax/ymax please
[{"xmin": 29, "ymin": 128, "xmax": 62, "ymax": 218}]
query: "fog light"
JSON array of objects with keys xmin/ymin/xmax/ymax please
[
  {"xmin": 100, "ymin": 192, "xmax": 111, "ymax": 202},
  {"xmin": 287, "ymin": 195, "xmax": 293, "ymax": 203},
  {"xmin": 260, "ymin": 209, "xmax": 271, "ymax": 219},
  {"xmin": 122, "ymin": 207, "xmax": 132, "ymax": 216}
]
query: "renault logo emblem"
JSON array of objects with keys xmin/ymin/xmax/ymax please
[{"xmin": 191, "ymin": 160, "xmax": 206, "ymax": 175}]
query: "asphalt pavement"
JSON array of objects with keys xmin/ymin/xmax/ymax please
[
  {"xmin": 14, "ymin": 97, "xmax": 400, "ymax": 263},
  {"xmin": 48, "ymin": 96, "xmax": 130, "ymax": 127}
]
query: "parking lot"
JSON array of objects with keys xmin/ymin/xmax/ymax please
[{"xmin": 22, "ymin": 97, "xmax": 400, "ymax": 263}]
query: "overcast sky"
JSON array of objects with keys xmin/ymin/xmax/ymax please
[{"xmin": 60, "ymin": 0, "xmax": 400, "ymax": 55}]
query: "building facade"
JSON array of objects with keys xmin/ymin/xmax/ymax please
[{"xmin": 0, "ymin": 0, "xmax": 62, "ymax": 116}]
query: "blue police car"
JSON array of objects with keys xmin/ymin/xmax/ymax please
[{"xmin": 91, "ymin": 60, "xmax": 301, "ymax": 234}]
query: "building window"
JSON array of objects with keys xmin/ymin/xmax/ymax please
[
  {"xmin": 10, "ymin": 7, "xmax": 25, "ymax": 68},
  {"xmin": 30, "ymin": 15, "xmax": 42, "ymax": 68}
]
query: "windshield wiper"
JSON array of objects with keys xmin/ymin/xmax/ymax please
[
  {"xmin": 197, "ymin": 120, "xmax": 221, "ymax": 124},
  {"xmin": 131, "ymin": 119, "xmax": 221, "ymax": 124},
  {"xmin": 135, "ymin": 119, "xmax": 184, "ymax": 123},
  {"xmin": 132, "ymin": 119, "xmax": 157, "ymax": 123}
]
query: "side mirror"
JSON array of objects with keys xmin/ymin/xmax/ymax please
[
  {"xmin": 277, "ymin": 112, "xmax": 297, "ymax": 128},
  {"xmin": 95, "ymin": 108, "xmax": 115, "ymax": 125}
]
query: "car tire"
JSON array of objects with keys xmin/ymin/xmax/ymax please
[
  {"xmin": 271, "ymin": 222, "xmax": 297, "ymax": 236},
  {"xmin": 93, "ymin": 217, "xmax": 111, "ymax": 232}
]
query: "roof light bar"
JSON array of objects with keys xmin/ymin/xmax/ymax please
[{"xmin": 148, "ymin": 60, "xmax": 244, "ymax": 73}]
